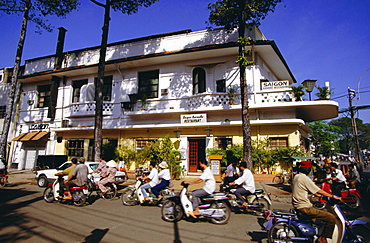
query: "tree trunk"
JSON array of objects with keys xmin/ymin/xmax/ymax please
[
  {"xmin": 239, "ymin": 0, "xmax": 253, "ymax": 170},
  {"xmin": 0, "ymin": 0, "xmax": 30, "ymax": 165},
  {"xmin": 93, "ymin": 0, "xmax": 111, "ymax": 162}
]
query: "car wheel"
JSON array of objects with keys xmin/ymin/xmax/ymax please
[{"xmin": 38, "ymin": 175, "xmax": 48, "ymax": 187}]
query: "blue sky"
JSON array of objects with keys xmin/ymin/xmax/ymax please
[{"xmin": 0, "ymin": 0, "xmax": 369, "ymax": 123}]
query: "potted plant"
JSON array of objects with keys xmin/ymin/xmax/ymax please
[
  {"xmin": 227, "ymin": 84, "xmax": 238, "ymax": 105},
  {"xmin": 315, "ymin": 85, "xmax": 332, "ymax": 100},
  {"xmin": 290, "ymin": 85, "xmax": 306, "ymax": 101},
  {"xmin": 138, "ymin": 94, "xmax": 149, "ymax": 110}
]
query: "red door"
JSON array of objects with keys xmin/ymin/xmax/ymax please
[
  {"xmin": 188, "ymin": 140, "xmax": 199, "ymax": 172},
  {"xmin": 188, "ymin": 138, "xmax": 206, "ymax": 173}
]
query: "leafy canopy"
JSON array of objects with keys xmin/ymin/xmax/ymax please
[{"xmin": 208, "ymin": 0, "xmax": 282, "ymax": 30}]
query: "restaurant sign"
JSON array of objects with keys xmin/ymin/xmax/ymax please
[
  {"xmin": 261, "ymin": 80, "xmax": 289, "ymax": 90},
  {"xmin": 181, "ymin": 113, "xmax": 207, "ymax": 124}
]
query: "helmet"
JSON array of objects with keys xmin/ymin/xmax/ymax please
[
  {"xmin": 159, "ymin": 161, "xmax": 168, "ymax": 169},
  {"xmin": 107, "ymin": 160, "xmax": 117, "ymax": 168}
]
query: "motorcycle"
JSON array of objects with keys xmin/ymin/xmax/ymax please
[
  {"xmin": 263, "ymin": 199, "xmax": 367, "ymax": 243},
  {"xmin": 87, "ymin": 173, "xmax": 118, "ymax": 200},
  {"xmin": 121, "ymin": 177, "xmax": 174, "ymax": 206},
  {"xmin": 221, "ymin": 184, "xmax": 272, "ymax": 214},
  {"xmin": 310, "ymin": 179, "xmax": 361, "ymax": 210},
  {"xmin": 161, "ymin": 181, "xmax": 231, "ymax": 225},
  {"xmin": 43, "ymin": 175, "xmax": 88, "ymax": 206}
]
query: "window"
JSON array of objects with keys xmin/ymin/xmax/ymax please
[
  {"xmin": 72, "ymin": 79, "xmax": 88, "ymax": 103},
  {"xmin": 193, "ymin": 67, "xmax": 206, "ymax": 94},
  {"xmin": 94, "ymin": 76, "xmax": 113, "ymax": 101},
  {"xmin": 37, "ymin": 84, "xmax": 51, "ymax": 108},
  {"xmin": 215, "ymin": 137, "xmax": 232, "ymax": 150},
  {"xmin": 67, "ymin": 140, "xmax": 84, "ymax": 157},
  {"xmin": 136, "ymin": 139, "xmax": 155, "ymax": 150},
  {"xmin": 0, "ymin": 105, "xmax": 6, "ymax": 118},
  {"xmin": 269, "ymin": 137, "xmax": 288, "ymax": 149},
  {"xmin": 216, "ymin": 79, "xmax": 226, "ymax": 92},
  {"xmin": 138, "ymin": 70, "xmax": 159, "ymax": 98}
]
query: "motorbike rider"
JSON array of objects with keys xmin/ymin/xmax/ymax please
[
  {"xmin": 63, "ymin": 158, "xmax": 89, "ymax": 200},
  {"xmin": 229, "ymin": 161, "xmax": 255, "ymax": 209},
  {"xmin": 345, "ymin": 163, "xmax": 360, "ymax": 188},
  {"xmin": 0, "ymin": 157, "xmax": 9, "ymax": 184},
  {"xmin": 152, "ymin": 161, "xmax": 171, "ymax": 201},
  {"xmin": 328, "ymin": 162, "xmax": 346, "ymax": 196},
  {"xmin": 292, "ymin": 160, "xmax": 341, "ymax": 243},
  {"xmin": 184, "ymin": 160, "xmax": 215, "ymax": 218},
  {"xmin": 140, "ymin": 161, "xmax": 159, "ymax": 201},
  {"xmin": 98, "ymin": 160, "xmax": 117, "ymax": 194},
  {"xmin": 55, "ymin": 158, "xmax": 78, "ymax": 199},
  {"xmin": 220, "ymin": 162, "xmax": 237, "ymax": 191}
]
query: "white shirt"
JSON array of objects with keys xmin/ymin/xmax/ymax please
[
  {"xmin": 148, "ymin": 168, "xmax": 159, "ymax": 187},
  {"xmin": 158, "ymin": 169, "xmax": 171, "ymax": 180},
  {"xmin": 199, "ymin": 167, "xmax": 216, "ymax": 194},
  {"xmin": 0, "ymin": 160, "xmax": 5, "ymax": 169},
  {"xmin": 234, "ymin": 168, "xmax": 255, "ymax": 193},
  {"xmin": 334, "ymin": 169, "xmax": 346, "ymax": 183}
]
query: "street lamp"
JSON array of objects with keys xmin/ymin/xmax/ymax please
[{"xmin": 302, "ymin": 79, "xmax": 317, "ymax": 101}]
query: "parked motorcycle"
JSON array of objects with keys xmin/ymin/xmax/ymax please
[
  {"xmin": 310, "ymin": 179, "xmax": 361, "ymax": 210},
  {"xmin": 121, "ymin": 177, "xmax": 174, "ymax": 206},
  {"xmin": 161, "ymin": 181, "xmax": 231, "ymax": 225},
  {"xmin": 263, "ymin": 199, "xmax": 367, "ymax": 243},
  {"xmin": 222, "ymin": 184, "xmax": 272, "ymax": 214},
  {"xmin": 43, "ymin": 175, "xmax": 88, "ymax": 206}
]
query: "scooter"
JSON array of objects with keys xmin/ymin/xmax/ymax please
[
  {"xmin": 121, "ymin": 177, "xmax": 174, "ymax": 206},
  {"xmin": 161, "ymin": 182, "xmax": 231, "ymax": 225},
  {"xmin": 221, "ymin": 184, "xmax": 272, "ymax": 214},
  {"xmin": 43, "ymin": 175, "xmax": 89, "ymax": 206},
  {"xmin": 263, "ymin": 199, "xmax": 367, "ymax": 243},
  {"xmin": 310, "ymin": 179, "xmax": 361, "ymax": 210}
]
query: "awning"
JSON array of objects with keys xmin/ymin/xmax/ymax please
[{"xmin": 12, "ymin": 132, "xmax": 50, "ymax": 141}]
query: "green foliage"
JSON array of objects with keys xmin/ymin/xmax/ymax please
[
  {"xmin": 315, "ymin": 85, "xmax": 333, "ymax": 100},
  {"xmin": 252, "ymin": 138, "xmax": 274, "ymax": 171},
  {"xmin": 207, "ymin": 0, "xmax": 282, "ymax": 30},
  {"xmin": 308, "ymin": 120, "xmax": 340, "ymax": 157},
  {"xmin": 290, "ymin": 84, "xmax": 306, "ymax": 101},
  {"xmin": 271, "ymin": 146, "xmax": 304, "ymax": 169},
  {"xmin": 206, "ymin": 144, "xmax": 243, "ymax": 167},
  {"xmin": 0, "ymin": 0, "xmax": 80, "ymax": 33},
  {"xmin": 109, "ymin": 0, "xmax": 158, "ymax": 14}
]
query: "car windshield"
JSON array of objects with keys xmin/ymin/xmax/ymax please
[
  {"xmin": 89, "ymin": 164, "xmax": 99, "ymax": 171},
  {"xmin": 59, "ymin": 163, "xmax": 72, "ymax": 170}
]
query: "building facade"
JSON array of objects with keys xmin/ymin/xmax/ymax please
[{"xmin": 7, "ymin": 26, "xmax": 338, "ymax": 172}]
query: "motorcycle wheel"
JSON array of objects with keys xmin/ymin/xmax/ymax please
[
  {"xmin": 43, "ymin": 187, "xmax": 54, "ymax": 203},
  {"xmin": 251, "ymin": 197, "xmax": 271, "ymax": 212},
  {"xmin": 267, "ymin": 221, "xmax": 299, "ymax": 243},
  {"xmin": 0, "ymin": 177, "xmax": 6, "ymax": 187},
  {"xmin": 121, "ymin": 188, "xmax": 137, "ymax": 206},
  {"xmin": 101, "ymin": 183, "xmax": 117, "ymax": 201},
  {"xmin": 209, "ymin": 202, "xmax": 231, "ymax": 225},
  {"xmin": 73, "ymin": 190, "xmax": 87, "ymax": 207},
  {"xmin": 161, "ymin": 200, "xmax": 183, "ymax": 222},
  {"xmin": 344, "ymin": 194, "xmax": 361, "ymax": 209},
  {"xmin": 87, "ymin": 179, "xmax": 95, "ymax": 197}
]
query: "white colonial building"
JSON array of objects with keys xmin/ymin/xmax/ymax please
[{"xmin": 6, "ymin": 26, "xmax": 338, "ymax": 172}]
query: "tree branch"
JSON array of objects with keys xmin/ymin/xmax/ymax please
[{"xmin": 90, "ymin": 0, "xmax": 106, "ymax": 8}]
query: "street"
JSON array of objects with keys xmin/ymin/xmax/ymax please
[{"xmin": 0, "ymin": 183, "xmax": 290, "ymax": 243}]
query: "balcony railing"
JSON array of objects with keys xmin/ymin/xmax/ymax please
[{"xmin": 65, "ymin": 90, "xmax": 295, "ymax": 117}]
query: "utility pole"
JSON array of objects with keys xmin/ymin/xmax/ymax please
[{"xmin": 348, "ymin": 88, "xmax": 363, "ymax": 171}]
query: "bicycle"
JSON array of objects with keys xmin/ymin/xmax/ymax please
[
  {"xmin": 272, "ymin": 171, "xmax": 292, "ymax": 184},
  {"xmin": 88, "ymin": 173, "xmax": 117, "ymax": 201}
]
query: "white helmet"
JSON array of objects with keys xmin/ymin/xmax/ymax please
[{"xmin": 107, "ymin": 160, "xmax": 117, "ymax": 168}]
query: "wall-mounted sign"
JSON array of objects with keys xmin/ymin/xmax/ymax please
[
  {"xmin": 30, "ymin": 123, "xmax": 49, "ymax": 131},
  {"xmin": 181, "ymin": 113, "xmax": 207, "ymax": 124},
  {"xmin": 261, "ymin": 80, "xmax": 289, "ymax": 90}
]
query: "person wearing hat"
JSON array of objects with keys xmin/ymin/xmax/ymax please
[
  {"xmin": 328, "ymin": 162, "xmax": 346, "ymax": 196},
  {"xmin": 152, "ymin": 161, "xmax": 171, "ymax": 201},
  {"xmin": 229, "ymin": 162, "xmax": 255, "ymax": 209},
  {"xmin": 98, "ymin": 160, "xmax": 117, "ymax": 194},
  {"xmin": 292, "ymin": 160, "xmax": 341, "ymax": 243},
  {"xmin": 184, "ymin": 160, "xmax": 215, "ymax": 218},
  {"xmin": 140, "ymin": 161, "xmax": 159, "ymax": 201}
]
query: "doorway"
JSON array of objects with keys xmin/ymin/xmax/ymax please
[{"xmin": 188, "ymin": 138, "xmax": 206, "ymax": 173}]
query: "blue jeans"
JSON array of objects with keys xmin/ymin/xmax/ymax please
[
  {"xmin": 140, "ymin": 183, "xmax": 152, "ymax": 198},
  {"xmin": 152, "ymin": 180, "xmax": 169, "ymax": 197},
  {"xmin": 192, "ymin": 189, "xmax": 209, "ymax": 209}
]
